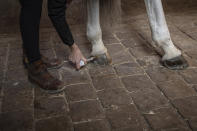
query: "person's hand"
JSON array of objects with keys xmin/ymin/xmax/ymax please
[{"xmin": 69, "ymin": 43, "xmax": 87, "ymax": 70}]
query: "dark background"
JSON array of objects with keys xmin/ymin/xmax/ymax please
[{"xmin": 0, "ymin": 0, "xmax": 196, "ymax": 34}]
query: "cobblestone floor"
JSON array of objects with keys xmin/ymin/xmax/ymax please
[{"xmin": 0, "ymin": 0, "xmax": 197, "ymax": 131}]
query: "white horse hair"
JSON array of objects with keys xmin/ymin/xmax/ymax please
[{"xmin": 84, "ymin": 0, "xmax": 188, "ymax": 69}]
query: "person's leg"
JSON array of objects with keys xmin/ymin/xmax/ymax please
[
  {"xmin": 20, "ymin": 0, "xmax": 42, "ymax": 63},
  {"xmin": 48, "ymin": 0, "xmax": 74, "ymax": 46},
  {"xmin": 19, "ymin": 0, "xmax": 66, "ymax": 93}
]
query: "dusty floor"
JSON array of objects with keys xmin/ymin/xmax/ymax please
[{"xmin": 0, "ymin": 0, "xmax": 197, "ymax": 131}]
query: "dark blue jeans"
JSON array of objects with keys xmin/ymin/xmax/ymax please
[{"xmin": 20, "ymin": 0, "xmax": 74, "ymax": 63}]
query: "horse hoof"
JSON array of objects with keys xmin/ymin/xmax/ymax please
[
  {"xmin": 162, "ymin": 55, "xmax": 189, "ymax": 70},
  {"xmin": 93, "ymin": 52, "xmax": 112, "ymax": 65}
]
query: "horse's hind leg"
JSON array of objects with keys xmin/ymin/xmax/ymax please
[
  {"xmin": 144, "ymin": 0, "xmax": 188, "ymax": 70},
  {"xmin": 86, "ymin": 0, "xmax": 112, "ymax": 65}
]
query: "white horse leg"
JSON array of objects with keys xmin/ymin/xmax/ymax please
[
  {"xmin": 87, "ymin": 0, "xmax": 106, "ymax": 55},
  {"xmin": 144, "ymin": 0, "xmax": 188, "ymax": 69},
  {"xmin": 86, "ymin": 0, "xmax": 111, "ymax": 65},
  {"xmin": 86, "ymin": 0, "xmax": 112, "ymax": 64}
]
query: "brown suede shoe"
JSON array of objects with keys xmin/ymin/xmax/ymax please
[
  {"xmin": 23, "ymin": 55, "xmax": 63, "ymax": 70},
  {"xmin": 27, "ymin": 59, "xmax": 66, "ymax": 94}
]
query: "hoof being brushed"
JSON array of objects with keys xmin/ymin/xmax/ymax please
[
  {"xmin": 93, "ymin": 52, "xmax": 112, "ymax": 65},
  {"xmin": 162, "ymin": 55, "xmax": 188, "ymax": 70}
]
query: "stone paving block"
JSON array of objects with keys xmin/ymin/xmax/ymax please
[
  {"xmin": 77, "ymin": 44, "xmax": 92, "ymax": 58},
  {"xmin": 39, "ymin": 32, "xmax": 51, "ymax": 42},
  {"xmin": 121, "ymin": 75, "xmax": 157, "ymax": 93},
  {"xmin": 106, "ymin": 44, "xmax": 134, "ymax": 60},
  {"xmin": 106, "ymin": 105, "xmax": 142, "ymax": 130},
  {"xmin": 0, "ymin": 46, "xmax": 7, "ymax": 54},
  {"xmin": 8, "ymin": 55, "xmax": 23, "ymax": 70},
  {"xmin": 172, "ymin": 96, "xmax": 197, "ymax": 119},
  {"xmin": 146, "ymin": 66, "xmax": 181, "ymax": 83},
  {"xmin": 103, "ymin": 37, "xmax": 120, "ymax": 45},
  {"xmin": 97, "ymin": 88, "xmax": 132, "ymax": 108},
  {"xmin": 0, "ymin": 42, "xmax": 8, "ymax": 48},
  {"xmin": 60, "ymin": 61, "xmax": 76, "ymax": 69},
  {"xmin": 186, "ymin": 48, "xmax": 197, "ymax": 61},
  {"xmin": 115, "ymin": 32, "xmax": 137, "ymax": 40},
  {"xmin": 136, "ymin": 55, "xmax": 161, "ymax": 67},
  {"xmin": 88, "ymin": 65, "xmax": 115, "ymax": 77},
  {"xmin": 135, "ymin": 31, "xmax": 151, "ymax": 44},
  {"xmin": 168, "ymin": 15, "xmax": 197, "ymax": 32},
  {"xmin": 92, "ymin": 74, "xmax": 123, "ymax": 90},
  {"xmin": 132, "ymin": 20, "xmax": 151, "ymax": 32},
  {"xmin": 0, "ymin": 109, "xmax": 34, "ymax": 131},
  {"xmin": 0, "ymin": 56, "xmax": 6, "ymax": 71},
  {"xmin": 0, "ymin": 82, "xmax": 3, "ymax": 99},
  {"xmin": 70, "ymin": 100, "xmax": 105, "ymax": 122},
  {"xmin": 35, "ymin": 87, "xmax": 65, "ymax": 100},
  {"xmin": 9, "ymin": 47, "xmax": 22, "ymax": 57},
  {"xmin": 112, "ymin": 127, "xmax": 143, "ymax": 131},
  {"xmin": 112, "ymin": 24, "xmax": 133, "ymax": 34},
  {"xmin": 54, "ymin": 43, "xmax": 70, "ymax": 61},
  {"xmin": 69, "ymin": 25, "xmax": 86, "ymax": 36},
  {"xmin": 8, "ymin": 59, "xmax": 22, "ymax": 70},
  {"xmin": 170, "ymin": 31, "xmax": 197, "ymax": 51},
  {"xmin": 182, "ymin": 54, "xmax": 197, "ymax": 67},
  {"xmin": 60, "ymin": 67, "xmax": 90, "ymax": 85},
  {"xmin": 192, "ymin": 85, "xmax": 197, "ymax": 92},
  {"xmin": 135, "ymin": 28, "xmax": 153, "ymax": 43},
  {"xmin": 76, "ymin": 45, "xmax": 91, "ymax": 57},
  {"xmin": 74, "ymin": 119, "xmax": 111, "ymax": 131},
  {"xmin": 40, "ymin": 49, "xmax": 55, "ymax": 59},
  {"xmin": 120, "ymin": 35, "xmax": 146, "ymax": 48},
  {"xmin": 65, "ymin": 84, "xmax": 97, "ymax": 102},
  {"xmin": 39, "ymin": 41, "xmax": 53, "ymax": 50},
  {"xmin": 114, "ymin": 62, "xmax": 144, "ymax": 76},
  {"xmin": 34, "ymin": 97, "xmax": 68, "ymax": 120},
  {"xmin": 73, "ymin": 35, "xmax": 89, "ymax": 45},
  {"xmin": 179, "ymin": 68, "xmax": 197, "ymax": 84},
  {"xmin": 34, "ymin": 86, "xmax": 64, "ymax": 99},
  {"xmin": 0, "ymin": 47, "xmax": 7, "ymax": 68},
  {"xmin": 189, "ymin": 32, "xmax": 197, "ymax": 41},
  {"xmin": 144, "ymin": 107, "xmax": 189, "ymax": 130},
  {"xmin": 103, "ymin": 33, "xmax": 119, "ymax": 44},
  {"xmin": 2, "ymin": 81, "xmax": 33, "ymax": 112},
  {"xmin": 35, "ymin": 116, "xmax": 73, "ymax": 131},
  {"xmin": 130, "ymin": 88, "xmax": 169, "ymax": 112},
  {"xmin": 157, "ymin": 79, "xmax": 196, "ymax": 100},
  {"xmin": 106, "ymin": 44, "xmax": 135, "ymax": 64},
  {"xmin": 130, "ymin": 46, "xmax": 157, "ymax": 59},
  {"xmin": 0, "ymin": 80, "xmax": 2, "ymax": 89},
  {"xmin": 175, "ymin": 37, "xmax": 197, "ymax": 52},
  {"xmin": 6, "ymin": 67, "xmax": 27, "ymax": 83},
  {"xmin": 111, "ymin": 50, "xmax": 135, "ymax": 65},
  {"xmin": 0, "ymin": 100, "xmax": 2, "ymax": 113},
  {"xmin": 0, "ymin": 71, "xmax": 4, "ymax": 81}
]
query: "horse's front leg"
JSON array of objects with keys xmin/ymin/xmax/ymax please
[
  {"xmin": 86, "ymin": 0, "xmax": 112, "ymax": 65},
  {"xmin": 144, "ymin": 0, "xmax": 188, "ymax": 70}
]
